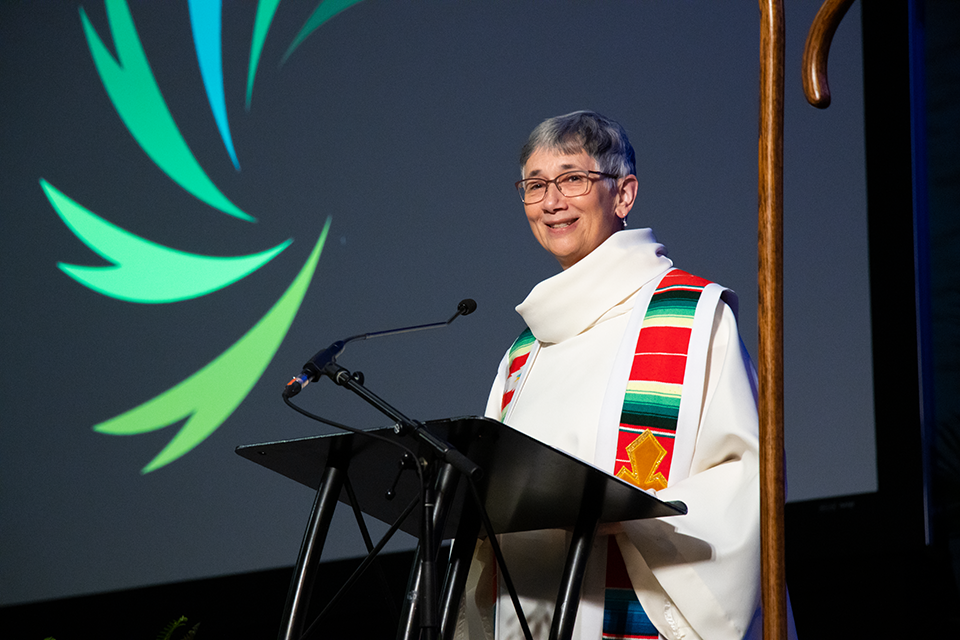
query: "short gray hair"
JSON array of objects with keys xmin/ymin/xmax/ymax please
[{"xmin": 519, "ymin": 111, "xmax": 636, "ymax": 178}]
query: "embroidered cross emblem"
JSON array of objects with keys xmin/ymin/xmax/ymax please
[{"xmin": 616, "ymin": 430, "xmax": 669, "ymax": 491}]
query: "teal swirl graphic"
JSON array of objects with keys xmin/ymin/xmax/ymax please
[
  {"xmin": 79, "ymin": 0, "xmax": 254, "ymax": 221},
  {"xmin": 45, "ymin": 0, "xmax": 364, "ymax": 472},
  {"xmin": 190, "ymin": 0, "xmax": 242, "ymax": 171}
]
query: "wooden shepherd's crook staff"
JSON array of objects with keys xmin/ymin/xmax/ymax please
[
  {"xmin": 758, "ymin": 1, "xmax": 857, "ymax": 638},
  {"xmin": 802, "ymin": 0, "xmax": 858, "ymax": 110},
  {"xmin": 757, "ymin": 2, "xmax": 786, "ymax": 638}
]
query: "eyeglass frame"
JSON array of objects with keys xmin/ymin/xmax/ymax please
[{"xmin": 514, "ymin": 170, "xmax": 620, "ymax": 204}]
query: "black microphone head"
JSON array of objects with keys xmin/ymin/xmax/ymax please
[{"xmin": 458, "ymin": 298, "xmax": 478, "ymax": 316}]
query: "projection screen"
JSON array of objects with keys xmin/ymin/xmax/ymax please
[{"xmin": 1, "ymin": 0, "xmax": 870, "ymax": 606}]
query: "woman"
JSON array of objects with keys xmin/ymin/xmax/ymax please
[{"xmin": 458, "ymin": 112, "xmax": 783, "ymax": 640}]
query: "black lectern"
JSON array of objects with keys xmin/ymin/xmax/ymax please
[{"xmin": 237, "ymin": 416, "xmax": 686, "ymax": 640}]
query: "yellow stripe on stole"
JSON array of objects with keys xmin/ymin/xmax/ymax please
[
  {"xmin": 641, "ymin": 314, "xmax": 696, "ymax": 329},
  {"xmin": 623, "ymin": 379, "xmax": 683, "ymax": 400}
]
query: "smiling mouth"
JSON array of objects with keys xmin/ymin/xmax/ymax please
[{"xmin": 547, "ymin": 219, "xmax": 577, "ymax": 229}]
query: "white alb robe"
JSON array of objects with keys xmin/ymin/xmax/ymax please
[{"xmin": 458, "ymin": 229, "xmax": 776, "ymax": 640}]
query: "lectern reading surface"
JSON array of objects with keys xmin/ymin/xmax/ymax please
[{"xmin": 237, "ymin": 416, "xmax": 686, "ymax": 538}]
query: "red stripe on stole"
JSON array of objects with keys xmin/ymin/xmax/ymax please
[
  {"xmin": 660, "ymin": 270, "xmax": 711, "ymax": 288},
  {"xmin": 628, "ymin": 352, "xmax": 687, "ymax": 384},
  {"xmin": 508, "ymin": 352, "xmax": 529, "ymax": 375},
  {"xmin": 501, "ymin": 389, "xmax": 515, "ymax": 411},
  {"xmin": 613, "ymin": 430, "xmax": 676, "ymax": 479},
  {"xmin": 634, "ymin": 325, "xmax": 692, "ymax": 354}
]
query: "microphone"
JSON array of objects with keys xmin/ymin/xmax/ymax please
[
  {"xmin": 457, "ymin": 298, "xmax": 477, "ymax": 316},
  {"xmin": 283, "ymin": 340, "xmax": 346, "ymax": 398},
  {"xmin": 283, "ymin": 299, "xmax": 477, "ymax": 398}
]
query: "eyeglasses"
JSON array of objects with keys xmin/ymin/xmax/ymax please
[{"xmin": 515, "ymin": 170, "xmax": 618, "ymax": 204}]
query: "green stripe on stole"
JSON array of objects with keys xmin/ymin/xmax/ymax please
[{"xmin": 508, "ymin": 327, "xmax": 536, "ymax": 359}]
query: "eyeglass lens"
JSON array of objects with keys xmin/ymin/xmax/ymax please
[{"xmin": 519, "ymin": 171, "xmax": 592, "ymax": 203}]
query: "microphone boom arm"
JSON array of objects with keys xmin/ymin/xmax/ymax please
[
  {"xmin": 283, "ymin": 299, "xmax": 476, "ymax": 399},
  {"xmin": 344, "ymin": 298, "xmax": 477, "ymax": 344}
]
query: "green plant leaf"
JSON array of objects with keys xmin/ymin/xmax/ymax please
[{"xmin": 156, "ymin": 616, "xmax": 188, "ymax": 640}]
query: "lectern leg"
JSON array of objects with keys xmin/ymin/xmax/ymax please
[
  {"xmin": 549, "ymin": 495, "xmax": 601, "ymax": 640},
  {"xmin": 396, "ymin": 461, "xmax": 462, "ymax": 640},
  {"xmin": 278, "ymin": 461, "xmax": 346, "ymax": 640},
  {"xmin": 439, "ymin": 498, "xmax": 481, "ymax": 640},
  {"xmin": 396, "ymin": 541, "xmax": 425, "ymax": 640}
]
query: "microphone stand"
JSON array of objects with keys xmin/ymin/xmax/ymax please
[
  {"xmin": 319, "ymin": 359, "xmax": 480, "ymax": 640},
  {"xmin": 282, "ymin": 299, "xmax": 531, "ymax": 640}
]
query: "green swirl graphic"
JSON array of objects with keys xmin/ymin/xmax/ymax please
[
  {"xmin": 45, "ymin": 2, "xmax": 363, "ymax": 471},
  {"xmin": 281, "ymin": 0, "xmax": 366, "ymax": 65},
  {"xmin": 94, "ymin": 218, "xmax": 331, "ymax": 473},
  {"xmin": 247, "ymin": 0, "xmax": 366, "ymax": 107},
  {"xmin": 80, "ymin": 0, "xmax": 254, "ymax": 222},
  {"xmin": 42, "ymin": 180, "xmax": 290, "ymax": 303},
  {"xmin": 245, "ymin": 0, "xmax": 283, "ymax": 110}
]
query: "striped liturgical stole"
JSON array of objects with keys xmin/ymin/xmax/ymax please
[
  {"xmin": 612, "ymin": 269, "xmax": 711, "ymax": 489},
  {"xmin": 500, "ymin": 327, "xmax": 535, "ymax": 422},
  {"xmin": 604, "ymin": 269, "xmax": 711, "ymax": 640}
]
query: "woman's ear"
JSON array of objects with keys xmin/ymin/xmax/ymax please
[{"xmin": 615, "ymin": 174, "xmax": 639, "ymax": 220}]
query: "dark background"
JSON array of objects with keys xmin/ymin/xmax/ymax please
[{"xmin": 1, "ymin": 1, "xmax": 956, "ymax": 638}]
